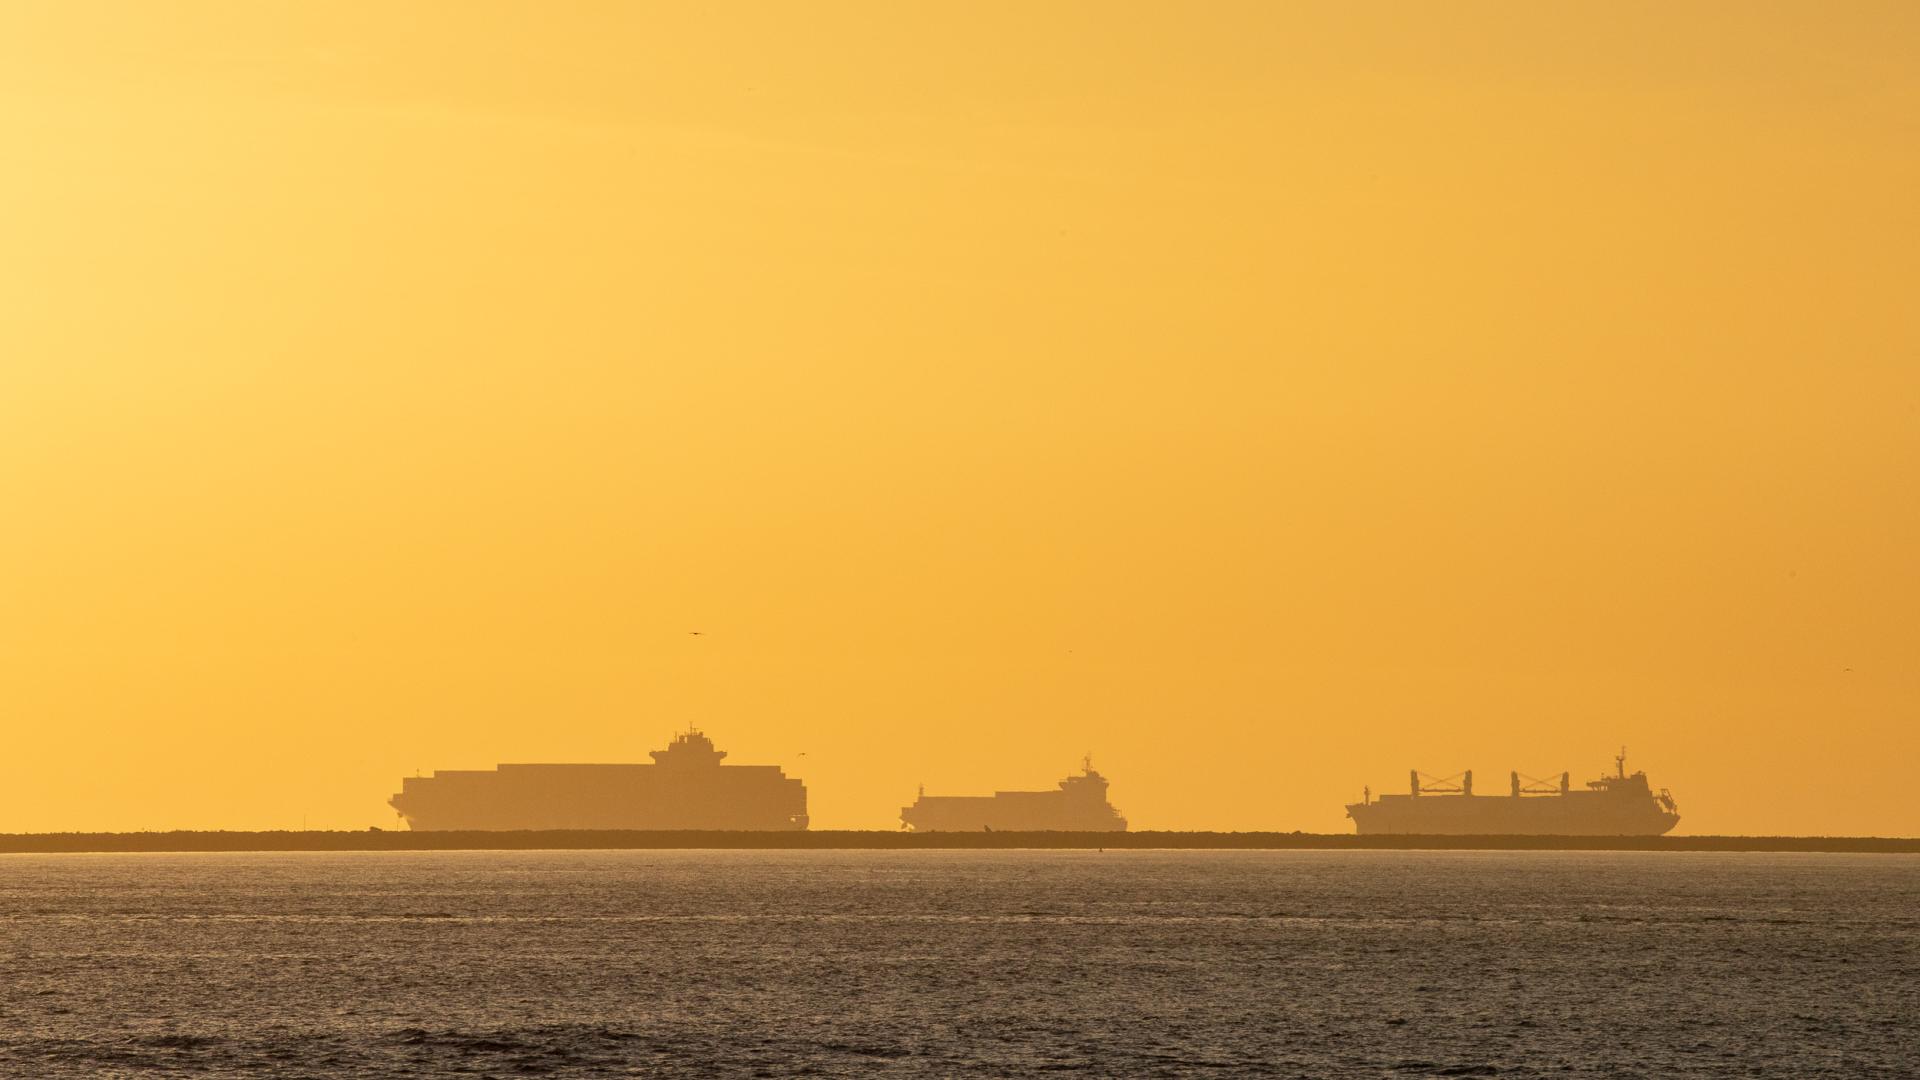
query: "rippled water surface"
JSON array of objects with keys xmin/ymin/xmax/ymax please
[{"xmin": 1, "ymin": 850, "xmax": 1915, "ymax": 1077}]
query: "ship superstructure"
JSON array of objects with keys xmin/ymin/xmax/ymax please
[
  {"xmin": 1345, "ymin": 749, "xmax": 1680, "ymax": 836},
  {"xmin": 389, "ymin": 730, "xmax": 807, "ymax": 831},
  {"xmin": 900, "ymin": 757, "xmax": 1128, "ymax": 832}
]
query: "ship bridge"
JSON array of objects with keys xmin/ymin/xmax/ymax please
[{"xmin": 650, "ymin": 729, "xmax": 728, "ymax": 767}]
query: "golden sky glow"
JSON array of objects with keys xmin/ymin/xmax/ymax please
[{"xmin": 2, "ymin": 2, "xmax": 1917, "ymax": 834}]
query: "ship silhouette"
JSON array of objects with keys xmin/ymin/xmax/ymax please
[
  {"xmin": 1345, "ymin": 749, "xmax": 1680, "ymax": 836},
  {"xmin": 389, "ymin": 730, "xmax": 807, "ymax": 831},
  {"xmin": 900, "ymin": 757, "xmax": 1128, "ymax": 832}
]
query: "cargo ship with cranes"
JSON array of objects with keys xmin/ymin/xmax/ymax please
[{"xmin": 1345, "ymin": 749, "xmax": 1680, "ymax": 836}]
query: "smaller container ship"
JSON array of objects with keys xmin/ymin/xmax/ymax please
[
  {"xmin": 901, "ymin": 757, "xmax": 1128, "ymax": 832},
  {"xmin": 1346, "ymin": 749, "xmax": 1680, "ymax": 836}
]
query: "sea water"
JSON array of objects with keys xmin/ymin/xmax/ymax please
[{"xmin": 1, "ymin": 850, "xmax": 1914, "ymax": 1077}]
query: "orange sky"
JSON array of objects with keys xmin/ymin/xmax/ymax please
[{"xmin": 2, "ymin": 2, "xmax": 1916, "ymax": 834}]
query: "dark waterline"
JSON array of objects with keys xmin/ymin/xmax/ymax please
[
  {"xmin": 3, "ymin": 850, "xmax": 1915, "ymax": 1077},
  {"xmin": 4, "ymin": 829, "xmax": 1916, "ymax": 853}
]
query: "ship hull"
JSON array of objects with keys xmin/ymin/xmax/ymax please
[
  {"xmin": 901, "ymin": 797, "xmax": 1128, "ymax": 832},
  {"xmin": 391, "ymin": 763, "xmax": 808, "ymax": 831},
  {"xmin": 1346, "ymin": 795, "xmax": 1678, "ymax": 836}
]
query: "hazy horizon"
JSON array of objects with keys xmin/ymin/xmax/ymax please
[{"xmin": 4, "ymin": 3, "xmax": 1918, "ymax": 836}]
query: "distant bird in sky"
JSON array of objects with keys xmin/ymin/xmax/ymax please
[{"xmin": 689, "ymin": 631, "xmax": 703, "ymax": 636}]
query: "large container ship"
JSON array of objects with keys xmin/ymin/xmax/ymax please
[
  {"xmin": 1345, "ymin": 749, "xmax": 1680, "ymax": 836},
  {"xmin": 900, "ymin": 758, "xmax": 1128, "ymax": 832},
  {"xmin": 389, "ymin": 730, "xmax": 807, "ymax": 831}
]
